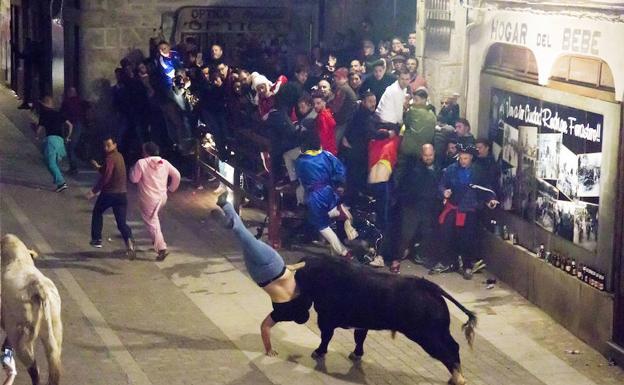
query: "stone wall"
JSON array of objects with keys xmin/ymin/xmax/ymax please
[
  {"xmin": 73, "ymin": 0, "xmax": 297, "ymax": 101},
  {"xmin": 418, "ymin": 0, "xmax": 468, "ymax": 119}
]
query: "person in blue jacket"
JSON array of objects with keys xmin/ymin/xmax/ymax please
[
  {"xmin": 430, "ymin": 144, "xmax": 499, "ymax": 279},
  {"xmin": 296, "ymin": 130, "xmax": 356, "ymax": 259}
]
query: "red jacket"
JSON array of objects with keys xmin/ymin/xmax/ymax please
[{"xmin": 316, "ymin": 108, "xmax": 337, "ymax": 155}]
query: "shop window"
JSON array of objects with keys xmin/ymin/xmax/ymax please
[
  {"xmin": 484, "ymin": 43, "xmax": 538, "ymax": 78},
  {"xmin": 550, "ymin": 55, "xmax": 614, "ymax": 90}
]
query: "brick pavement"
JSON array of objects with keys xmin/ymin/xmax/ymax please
[{"xmin": 1, "ymin": 87, "xmax": 624, "ymax": 385}]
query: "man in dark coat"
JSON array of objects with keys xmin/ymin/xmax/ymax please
[
  {"xmin": 341, "ymin": 92, "xmax": 376, "ymax": 205},
  {"xmin": 391, "ymin": 144, "xmax": 442, "ymax": 273},
  {"xmin": 431, "ymin": 145, "xmax": 499, "ymax": 279},
  {"xmin": 359, "ymin": 60, "xmax": 395, "ymax": 103}
]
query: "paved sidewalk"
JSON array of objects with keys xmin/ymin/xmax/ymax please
[{"xmin": 1, "ymin": 87, "xmax": 623, "ymax": 385}]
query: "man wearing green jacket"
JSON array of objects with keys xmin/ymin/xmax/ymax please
[{"xmin": 396, "ymin": 88, "xmax": 437, "ymax": 186}]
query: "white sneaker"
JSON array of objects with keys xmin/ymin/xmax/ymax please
[
  {"xmin": 344, "ymin": 219, "xmax": 359, "ymax": 241},
  {"xmin": 369, "ymin": 255, "xmax": 385, "ymax": 268}
]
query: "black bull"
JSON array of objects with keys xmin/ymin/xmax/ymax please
[{"xmin": 295, "ymin": 256, "xmax": 476, "ymax": 385}]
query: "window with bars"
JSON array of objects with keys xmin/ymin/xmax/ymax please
[{"xmin": 425, "ymin": 0, "xmax": 455, "ymax": 52}]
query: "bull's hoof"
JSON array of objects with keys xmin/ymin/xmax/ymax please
[
  {"xmin": 311, "ymin": 350, "xmax": 326, "ymax": 360},
  {"xmin": 348, "ymin": 352, "xmax": 363, "ymax": 361},
  {"xmin": 448, "ymin": 377, "xmax": 466, "ymax": 385}
]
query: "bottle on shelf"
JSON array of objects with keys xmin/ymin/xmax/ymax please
[
  {"xmin": 577, "ymin": 263, "xmax": 584, "ymax": 280},
  {"xmin": 537, "ymin": 244, "xmax": 545, "ymax": 259},
  {"xmin": 502, "ymin": 225, "xmax": 509, "ymax": 240},
  {"xmin": 571, "ymin": 260, "xmax": 577, "ymax": 276}
]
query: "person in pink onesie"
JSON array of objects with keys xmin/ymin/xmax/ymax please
[{"xmin": 129, "ymin": 142, "xmax": 181, "ymax": 261}]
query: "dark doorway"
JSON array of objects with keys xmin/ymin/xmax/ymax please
[{"xmin": 10, "ymin": 5, "xmax": 20, "ymax": 91}]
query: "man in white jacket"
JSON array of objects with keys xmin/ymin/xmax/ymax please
[{"xmin": 130, "ymin": 142, "xmax": 181, "ymax": 261}]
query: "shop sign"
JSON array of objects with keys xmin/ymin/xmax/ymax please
[
  {"xmin": 176, "ymin": 6, "xmax": 290, "ymax": 34},
  {"xmin": 490, "ymin": 17, "xmax": 603, "ymax": 57}
]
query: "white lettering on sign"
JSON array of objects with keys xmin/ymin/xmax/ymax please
[
  {"xmin": 491, "ymin": 19, "xmax": 528, "ymax": 45},
  {"xmin": 502, "ymin": 97, "xmax": 601, "ymax": 143},
  {"xmin": 562, "ymin": 28, "xmax": 601, "ymax": 55}
]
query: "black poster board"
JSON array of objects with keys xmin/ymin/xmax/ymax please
[{"xmin": 489, "ymin": 88, "xmax": 603, "ymax": 251}]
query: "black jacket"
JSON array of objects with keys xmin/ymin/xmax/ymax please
[{"xmin": 399, "ymin": 160, "xmax": 442, "ymax": 212}]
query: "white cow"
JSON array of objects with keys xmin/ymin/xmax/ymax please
[{"xmin": 1, "ymin": 234, "xmax": 62, "ymax": 385}]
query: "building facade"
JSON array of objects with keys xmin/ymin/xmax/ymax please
[{"xmin": 418, "ymin": 0, "xmax": 624, "ymax": 363}]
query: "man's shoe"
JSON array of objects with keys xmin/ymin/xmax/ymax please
[
  {"xmin": 90, "ymin": 239, "xmax": 103, "ymax": 248},
  {"xmin": 17, "ymin": 103, "xmax": 30, "ymax": 110},
  {"xmin": 368, "ymin": 255, "xmax": 385, "ymax": 268},
  {"xmin": 55, "ymin": 183, "xmax": 68, "ymax": 192},
  {"xmin": 126, "ymin": 238, "xmax": 136, "ymax": 260},
  {"xmin": 156, "ymin": 249, "xmax": 169, "ymax": 261},
  {"xmin": 429, "ymin": 262, "xmax": 452, "ymax": 275},
  {"xmin": 463, "ymin": 268, "xmax": 474, "ymax": 280}
]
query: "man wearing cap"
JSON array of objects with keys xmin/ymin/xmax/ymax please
[
  {"xmin": 328, "ymin": 67, "xmax": 358, "ymax": 149},
  {"xmin": 390, "ymin": 55, "xmax": 407, "ymax": 77},
  {"xmin": 430, "ymin": 144, "xmax": 498, "ymax": 279},
  {"xmin": 396, "ymin": 87, "xmax": 437, "ymax": 188}
]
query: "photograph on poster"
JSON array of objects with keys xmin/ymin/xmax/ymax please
[
  {"xmin": 554, "ymin": 201, "xmax": 575, "ymax": 242},
  {"xmin": 492, "ymin": 142, "xmax": 502, "ymax": 161},
  {"xmin": 537, "ymin": 133, "xmax": 562, "ymax": 180},
  {"xmin": 557, "ymin": 145, "xmax": 578, "ymax": 200},
  {"xmin": 578, "ymin": 153, "xmax": 601, "ymax": 197},
  {"xmin": 535, "ymin": 179, "xmax": 559, "ymax": 232},
  {"xmin": 517, "ymin": 156, "xmax": 537, "ymax": 220},
  {"xmin": 500, "ymin": 167, "xmax": 517, "ymax": 210},
  {"xmin": 502, "ymin": 123, "xmax": 519, "ymax": 169},
  {"xmin": 519, "ymin": 125, "xmax": 538, "ymax": 159},
  {"xmin": 573, "ymin": 202, "xmax": 599, "ymax": 251}
]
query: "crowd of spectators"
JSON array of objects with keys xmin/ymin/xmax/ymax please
[{"xmin": 35, "ymin": 27, "xmax": 499, "ymax": 279}]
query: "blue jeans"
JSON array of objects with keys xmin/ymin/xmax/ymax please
[
  {"xmin": 43, "ymin": 135, "xmax": 66, "ymax": 186},
  {"xmin": 222, "ymin": 202, "xmax": 285, "ymax": 285}
]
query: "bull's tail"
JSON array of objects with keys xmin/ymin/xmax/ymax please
[
  {"xmin": 27, "ymin": 280, "xmax": 62, "ymax": 385},
  {"xmin": 437, "ymin": 286, "xmax": 478, "ymax": 349}
]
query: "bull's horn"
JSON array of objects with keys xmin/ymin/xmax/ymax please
[
  {"xmin": 28, "ymin": 249, "xmax": 39, "ymax": 259},
  {"xmin": 287, "ymin": 262, "xmax": 306, "ymax": 271}
]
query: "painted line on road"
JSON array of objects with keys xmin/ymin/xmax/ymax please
[{"xmin": 2, "ymin": 192, "xmax": 153, "ymax": 385}]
